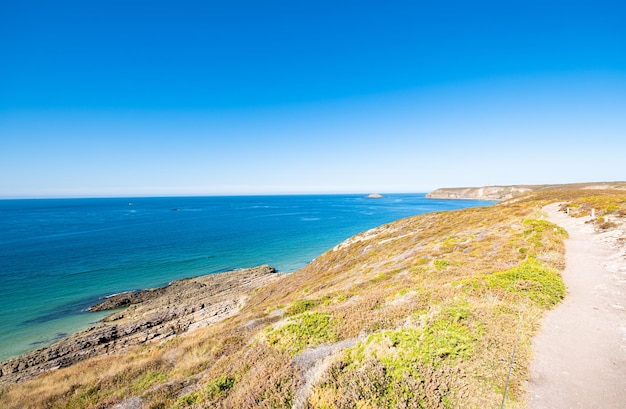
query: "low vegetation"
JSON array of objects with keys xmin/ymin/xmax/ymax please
[
  {"xmin": 1, "ymin": 187, "xmax": 624, "ymax": 408},
  {"xmin": 266, "ymin": 312, "xmax": 339, "ymax": 355}
]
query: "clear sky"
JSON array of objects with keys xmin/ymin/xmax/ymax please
[{"xmin": 1, "ymin": 0, "xmax": 625, "ymax": 198}]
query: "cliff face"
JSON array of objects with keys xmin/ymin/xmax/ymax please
[
  {"xmin": 427, "ymin": 182, "xmax": 626, "ymax": 201},
  {"xmin": 426, "ymin": 185, "xmax": 534, "ymax": 201}
]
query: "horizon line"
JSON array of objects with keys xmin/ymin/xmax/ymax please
[{"xmin": 0, "ymin": 191, "xmax": 432, "ymax": 200}]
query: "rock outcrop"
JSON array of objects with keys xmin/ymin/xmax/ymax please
[{"xmin": 0, "ymin": 265, "xmax": 281, "ymax": 384}]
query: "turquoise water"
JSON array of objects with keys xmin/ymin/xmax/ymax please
[{"xmin": 0, "ymin": 194, "xmax": 493, "ymax": 361}]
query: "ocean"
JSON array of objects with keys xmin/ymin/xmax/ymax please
[{"xmin": 0, "ymin": 194, "xmax": 493, "ymax": 361}]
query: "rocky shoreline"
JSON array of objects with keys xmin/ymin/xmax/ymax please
[{"xmin": 0, "ymin": 265, "xmax": 282, "ymax": 385}]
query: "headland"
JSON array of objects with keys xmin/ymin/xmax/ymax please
[{"xmin": 426, "ymin": 181, "xmax": 626, "ymax": 201}]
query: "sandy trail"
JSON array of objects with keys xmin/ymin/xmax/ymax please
[{"xmin": 527, "ymin": 203, "xmax": 626, "ymax": 408}]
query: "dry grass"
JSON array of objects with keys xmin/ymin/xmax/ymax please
[{"xmin": 2, "ymin": 187, "xmax": 623, "ymax": 408}]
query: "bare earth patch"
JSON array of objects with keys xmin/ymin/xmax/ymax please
[
  {"xmin": 292, "ymin": 336, "xmax": 364, "ymax": 409},
  {"xmin": 527, "ymin": 204, "xmax": 626, "ymax": 408}
]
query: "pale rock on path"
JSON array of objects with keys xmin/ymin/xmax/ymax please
[{"xmin": 528, "ymin": 203, "xmax": 626, "ymax": 408}]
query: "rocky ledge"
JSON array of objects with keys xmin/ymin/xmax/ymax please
[{"xmin": 0, "ymin": 265, "xmax": 281, "ymax": 385}]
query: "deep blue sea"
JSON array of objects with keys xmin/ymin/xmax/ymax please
[{"xmin": 0, "ymin": 194, "xmax": 493, "ymax": 361}]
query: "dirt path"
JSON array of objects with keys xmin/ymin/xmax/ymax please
[{"xmin": 527, "ymin": 203, "xmax": 626, "ymax": 408}]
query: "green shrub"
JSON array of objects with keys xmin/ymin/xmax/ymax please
[
  {"xmin": 266, "ymin": 312, "xmax": 338, "ymax": 354},
  {"xmin": 433, "ymin": 258, "xmax": 450, "ymax": 270},
  {"xmin": 173, "ymin": 391, "xmax": 203, "ymax": 408},
  {"xmin": 352, "ymin": 320, "xmax": 476, "ymax": 372},
  {"xmin": 459, "ymin": 258, "xmax": 565, "ymax": 307},
  {"xmin": 313, "ymin": 304, "xmax": 478, "ymax": 408},
  {"xmin": 286, "ymin": 299, "xmax": 318, "ymax": 315},
  {"xmin": 205, "ymin": 375, "xmax": 236, "ymax": 399},
  {"xmin": 132, "ymin": 371, "xmax": 168, "ymax": 392}
]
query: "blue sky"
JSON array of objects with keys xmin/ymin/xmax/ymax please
[{"xmin": 1, "ymin": 1, "xmax": 625, "ymax": 197}]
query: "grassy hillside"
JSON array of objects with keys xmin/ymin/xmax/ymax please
[{"xmin": 1, "ymin": 188, "xmax": 624, "ymax": 409}]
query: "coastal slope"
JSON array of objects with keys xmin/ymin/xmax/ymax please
[{"xmin": 1, "ymin": 185, "xmax": 625, "ymax": 409}]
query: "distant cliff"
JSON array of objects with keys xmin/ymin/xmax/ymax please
[
  {"xmin": 426, "ymin": 185, "xmax": 535, "ymax": 201},
  {"xmin": 427, "ymin": 182, "xmax": 626, "ymax": 201}
]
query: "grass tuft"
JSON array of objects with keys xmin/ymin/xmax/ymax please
[
  {"xmin": 286, "ymin": 299, "xmax": 319, "ymax": 315},
  {"xmin": 458, "ymin": 258, "xmax": 566, "ymax": 307},
  {"xmin": 266, "ymin": 312, "xmax": 338, "ymax": 355}
]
